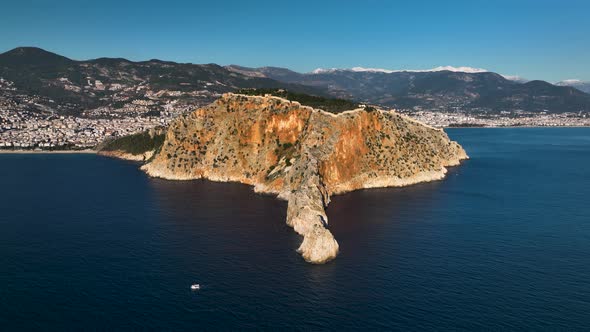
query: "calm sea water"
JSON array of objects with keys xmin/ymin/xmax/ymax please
[{"xmin": 1, "ymin": 128, "xmax": 590, "ymax": 330}]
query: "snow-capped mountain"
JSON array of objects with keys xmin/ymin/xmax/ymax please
[
  {"xmin": 311, "ymin": 66, "xmax": 488, "ymax": 74},
  {"xmin": 501, "ymin": 75, "xmax": 529, "ymax": 83},
  {"xmin": 556, "ymin": 79, "xmax": 590, "ymax": 93},
  {"xmin": 2, "ymin": 47, "xmax": 588, "ymax": 116},
  {"xmin": 227, "ymin": 64, "xmax": 590, "ymax": 113}
]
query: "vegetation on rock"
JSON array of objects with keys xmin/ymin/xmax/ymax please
[
  {"xmin": 235, "ymin": 88, "xmax": 359, "ymax": 113},
  {"xmin": 100, "ymin": 131, "xmax": 165, "ymax": 155}
]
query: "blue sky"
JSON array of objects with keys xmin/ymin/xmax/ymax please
[{"xmin": 1, "ymin": 0, "xmax": 588, "ymax": 82}]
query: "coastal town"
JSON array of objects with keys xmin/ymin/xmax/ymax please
[
  {"xmin": 403, "ymin": 109, "xmax": 590, "ymax": 128},
  {"xmin": 0, "ymin": 90, "xmax": 203, "ymax": 150},
  {"xmin": 2, "ymin": 102, "xmax": 589, "ymax": 151},
  {"xmin": 0, "ymin": 75, "xmax": 216, "ymax": 150},
  {"xmin": 0, "ymin": 108, "xmax": 174, "ymax": 149},
  {"xmin": 1, "ymin": 46, "xmax": 590, "ymax": 151}
]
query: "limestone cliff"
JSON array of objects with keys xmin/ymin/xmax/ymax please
[{"xmin": 141, "ymin": 93, "xmax": 468, "ymax": 263}]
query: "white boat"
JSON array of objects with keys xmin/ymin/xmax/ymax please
[{"xmin": 190, "ymin": 284, "xmax": 200, "ymax": 290}]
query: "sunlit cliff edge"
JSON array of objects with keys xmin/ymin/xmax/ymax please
[{"xmin": 106, "ymin": 93, "xmax": 468, "ymax": 263}]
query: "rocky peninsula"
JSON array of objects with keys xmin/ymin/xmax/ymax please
[{"xmin": 102, "ymin": 93, "xmax": 468, "ymax": 263}]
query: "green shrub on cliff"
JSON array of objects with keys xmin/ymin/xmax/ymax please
[
  {"xmin": 235, "ymin": 88, "xmax": 358, "ymax": 114},
  {"xmin": 101, "ymin": 132, "xmax": 165, "ymax": 155}
]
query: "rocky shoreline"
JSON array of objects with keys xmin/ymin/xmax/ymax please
[
  {"xmin": 112, "ymin": 93, "xmax": 468, "ymax": 263},
  {"xmin": 97, "ymin": 150, "xmax": 154, "ymax": 162}
]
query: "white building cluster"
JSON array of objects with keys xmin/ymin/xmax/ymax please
[
  {"xmin": 0, "ymin": 109, "xmax": 174, "ymax": 149},
  {"xmin": 403, "ymin": 110, "xmax": 590, "ymax": 128}
]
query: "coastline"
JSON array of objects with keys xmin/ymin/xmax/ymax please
[
  {"xmin": 1, "ymin": 126, "xmax": 588, "ymax": 154},
  {"xmin": 0, "ymin": 149, "xmax": 96, "ymax": 154},
  {"xmin": 136, "ymin": 93, "xmax": 470, "ymax": 264}
]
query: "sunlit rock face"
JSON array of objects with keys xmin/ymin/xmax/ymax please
[{"xmin": 142, "ymin": 93, "xmax": 468, "ymax": 263}]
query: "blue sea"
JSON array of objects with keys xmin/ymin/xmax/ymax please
[{"xmin": 1, "ymin": 128, "xmax": 590, "ymax": 330}]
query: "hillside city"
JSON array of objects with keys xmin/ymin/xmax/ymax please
[
  {"xmin": 0, "ymin": 76, "xmax": 217, "ymax": 150},
  {"xmin": 404, "ymin": 109, "xmax": 590, "ymax": 128},
  {"xmin": 2, "ymin": 105, "xmax": 589, "ymax": 151},
  {"xmin": 1, "ymin": 76, "xmax": 589, "ymax": 150}
]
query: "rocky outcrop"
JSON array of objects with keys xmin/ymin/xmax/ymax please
[
  {"xmin": 98, "ymin": 149, "xmax": 155, "ymax": 161},
  {"xmin": 141, "ymin": 93, "xmax": 468, "ymax": 263}
]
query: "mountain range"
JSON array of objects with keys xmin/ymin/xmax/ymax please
[
  {"xmin": 0, "ymin": 47, "xmax": 319, "ymax": 115},
  {"xmin": 227, "ymin": 66, "xmax": 590, "ymax": 113},
  {"xmin": 1, "ymin": 47, "xmax": 590, "ymax": 115}
]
